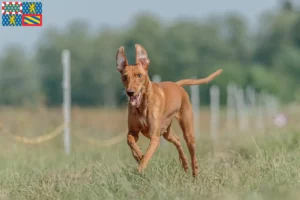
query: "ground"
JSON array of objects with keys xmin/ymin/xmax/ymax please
[{"xmin": 0, "ymin": 106, "xmax": 299, "ymax": 200}]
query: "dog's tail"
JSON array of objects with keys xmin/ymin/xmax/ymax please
[{"xmin": 176, "ymin": 69, "xmax": 223, "ymax": 86}]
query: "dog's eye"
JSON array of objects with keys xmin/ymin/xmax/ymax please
[
  {"xmin": 122, "ymin": 76, "xmax": 127, "ymax": 81},
  {"xmin": 137, "ymin": 74, "xmax": 142, "ymax": 78}
]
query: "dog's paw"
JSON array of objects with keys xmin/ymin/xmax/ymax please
[{"xmin": 137, "ymin": 164, "xmax": 146, "ymax": 173}]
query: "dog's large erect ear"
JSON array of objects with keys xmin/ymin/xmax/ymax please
[
  {"xmin": 135, "ymin": 44, "xmax": 150, "ymax": 69},
  {"xmin": 116, "ymin": 46, "xmax": 128, "ymax": 72}
]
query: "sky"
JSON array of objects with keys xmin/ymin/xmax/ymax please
[{"xmin": 0, "ymin": 0, "xmax": 280, "ymax": 53}]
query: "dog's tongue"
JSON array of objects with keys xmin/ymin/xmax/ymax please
[
  {"xmin": 130, "ymin": 96, "xmax": 138, "ymax": 102},
  {"xmin": 130, "ymin": 95, "xmax": 140, "ymax": 107}
]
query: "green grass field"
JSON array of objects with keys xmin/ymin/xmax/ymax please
[{"xmin": 0, "ymin": 107, "xmax": 300, "ymax": 200}]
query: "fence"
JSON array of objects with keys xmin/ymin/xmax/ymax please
[{"xmin": 0, "ymin": 49, "xmax": 285, "ymax": 155}]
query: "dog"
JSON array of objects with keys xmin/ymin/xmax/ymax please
[{"xmin": 116, "ymin": 44, "xmax": 222, "ymax": 177}]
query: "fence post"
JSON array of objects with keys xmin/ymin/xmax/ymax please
[
  {"xmin": 245, "ymin": 85, "xmax": 256, "ymax": 129},
  {"xmin": 191, "ymin": 77, "xmax": 200, "ymax": 138},
  {"xmin": 235, "ymin": 86, "xmax": 248, "ymax": 133},
  {"xmin": 62, "ymin": 49, "xmax": 71, "ymax": 156},
  {"xmin": 226, "ymin": 82, "xmax": 236, "ymax": 134},
  {"xmin": 256, "ymin": 92, "xmax": 265, "ymax": 133},
  {"xmin": 210, "ymin": 85, "xmax": 220, "ymax": 143}
]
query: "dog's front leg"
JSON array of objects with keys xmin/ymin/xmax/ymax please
[
  {"xmin": 137, "ymin": 124, "xmax": 160, "ymax": 173},
  {"xmin": 127, "ymin": 132, "xmax": 144, "ymax": 163}
]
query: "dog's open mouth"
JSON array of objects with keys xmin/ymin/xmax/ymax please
[{"xmin": 129, "ymin": 92, "xmax": 142, "ymax": 108}]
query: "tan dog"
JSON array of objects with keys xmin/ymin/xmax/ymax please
[{"xmin": 116, "ymin": 44, "xmax": 222, "ymax": 177}]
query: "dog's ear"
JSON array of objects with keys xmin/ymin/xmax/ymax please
[
  {"xmin": 116, "ymin": 46, "xmax": 128, "ymax": 72},
  {"xmin": 135, "ymin": 44, "xmax": 150, "ymax": 69}
]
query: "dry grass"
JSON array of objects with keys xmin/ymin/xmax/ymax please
[{"xmin": 0, "ymin": 106, "xmax": 299, "ymax": 200}]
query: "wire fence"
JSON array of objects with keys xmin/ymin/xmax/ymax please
[{"xmin": 0, "ymin": 49, "xmax": 285, "ymax": 155}]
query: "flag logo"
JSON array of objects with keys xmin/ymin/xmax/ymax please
[
  {"xmin": 2, "ymin": 14, "xmax": 22, "ymax": 26},
  {"xmin": 22, "ymin": 14, "xmax": 41, "ymax": 26},
  {"xmin": 2, "ymin": 2, "xmax": 22, "ymax": 14},
  {"xmin": 22, "ymin": 2, "xmax": 42, "ymax": 14},
  {"xmin": 1, "ymin": 1, "xmax": 42, "ymax": 27}
]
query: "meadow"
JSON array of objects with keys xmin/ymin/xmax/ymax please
[{"xmin": 0, "ymin": 106, "xmax": 300, "ymax": 200}]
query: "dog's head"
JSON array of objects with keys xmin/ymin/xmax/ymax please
[{"xmin": 116, "ymin": 44, "xmax": 150, "ymax": 108}]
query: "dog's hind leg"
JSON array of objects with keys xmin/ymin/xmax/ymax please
[
  {"xmin": 163, "ymin": 124, "xmax": 189, "ymax": 172},
  {"xmin": 176, "ymin": 102, "xmax": 199, "ymax": 178}
]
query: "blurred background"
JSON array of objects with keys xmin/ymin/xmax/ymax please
[{"xmin": 0, "ymin": 0, "xmax": 299, "ymax": 108}]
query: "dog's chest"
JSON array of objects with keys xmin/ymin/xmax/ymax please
[{"xmin": 138, "ymin": 115, "xmax": 148, "ymax": 130}]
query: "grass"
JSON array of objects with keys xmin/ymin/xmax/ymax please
[{"xmin": 0, "ymin": 107, "xmax": 300, "ymax": 199}]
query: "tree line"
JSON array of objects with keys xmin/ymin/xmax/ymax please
[{"xmin": 0, "ymin": 1, "xmax": 299, "ymax": 107}]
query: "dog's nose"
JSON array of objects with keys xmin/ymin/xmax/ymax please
[{"xmin": 126, "ymin": 89, "xmax": 134, "ymax": 97}]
